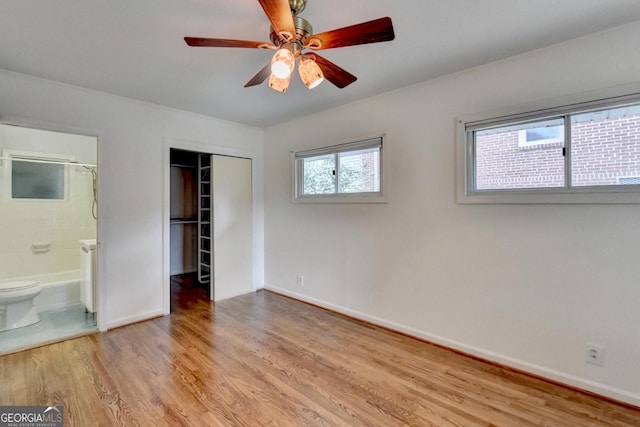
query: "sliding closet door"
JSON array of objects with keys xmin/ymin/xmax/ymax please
[{"xmin": 212, "ymin": 155, "xmax": 253, "ymax": 301}]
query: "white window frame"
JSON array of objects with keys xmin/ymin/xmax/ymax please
[
  {"xmin": 292, "ymin": 136, "xmax": 387, "ymax": 204},
  {"xmin": 2, "ymin": 149, "xmax": 75, "ymax": 202},
  {"xmin": 456, "ymin": 91, "xmax": 640, "ymax": 204}
]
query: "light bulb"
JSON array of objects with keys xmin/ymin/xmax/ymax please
[
  {"xmin": 298, "ymin": 56, "xmax": 324, "ymax": 89},
  {"xmin": 271, "ymin": 48, "xmax": 295, "ymax": 79}
]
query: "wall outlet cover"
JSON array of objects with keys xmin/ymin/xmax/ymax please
[{"xmin": 586, "ymin": 343, "xmax": 605, "ymax": 366}]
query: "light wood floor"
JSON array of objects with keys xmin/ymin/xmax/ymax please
[{"xmin": 1, "ymin": 285, "xmax": 639, "ymax": 426}]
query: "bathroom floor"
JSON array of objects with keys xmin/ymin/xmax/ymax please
[{"xmin": 0, "ymin": 304, "xmax": 97, "ymax": 355}]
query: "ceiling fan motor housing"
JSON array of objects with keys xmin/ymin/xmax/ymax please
[
  {"xmin": 270, "ymin": 16, "xmax": 312, "ymax": 52},
  {"xmin": 289, "ymin": 0, "xmax": 306, "ymax": 16}
]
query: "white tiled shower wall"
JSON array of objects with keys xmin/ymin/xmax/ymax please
[{"xmin": 0, "ymin": 125, "xmax": 97, "ymax": 280}]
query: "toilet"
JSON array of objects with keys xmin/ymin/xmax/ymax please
[{"xmin": 0, "ymin": 281, "xmax": 42, "ymax": 332}]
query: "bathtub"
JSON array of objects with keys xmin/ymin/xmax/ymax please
[{"xmin": 4, "ymin": 270, "xmax": 81, "ymax": 312}]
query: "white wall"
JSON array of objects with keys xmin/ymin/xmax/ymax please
[
  {"xmin": 0, "ymin": 69, "xmax": 264, "ymax": 330},
  {"xmin": 263, "ymin": 22, "xmax": 640, "ymax": 406}
]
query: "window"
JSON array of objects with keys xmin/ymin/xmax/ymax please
[
  {"xmin": 293, "ymin": 136, "xmax": 385, "ymax": 203},
  {"xmin": 12, "ymin": 160, "xmax": 65, "ymax": 199},
  {"xmin": 457, "ymin": 93, "xmax": 640, "ymax": 203},
  {"xmin": 3, "ymin": 150, "xmax": 74, "ymax": 201}
]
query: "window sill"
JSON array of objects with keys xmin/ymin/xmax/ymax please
[
  {"xmin": 292, "ymin": 194, "xmax": 388, "ymax": 204},
  {"xmin": 456, "ymin": 188, "xmax": 640, "ymax": 204}
]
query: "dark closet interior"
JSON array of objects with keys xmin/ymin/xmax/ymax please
[{"xmin": 169, "ymin": 148, "xmax": 212, "ymax": 296}]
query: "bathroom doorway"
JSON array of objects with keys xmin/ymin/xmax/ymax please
[
  {"xmin": 0, "ymin": 123, "xmax": 98, "ymax": 355},
  {"xmin": 168, "ymin": 147, "xmax": 253, "ymax": 309}
]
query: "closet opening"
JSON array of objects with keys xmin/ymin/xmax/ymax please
[
  {"xmin": 167, "ymin": 146, "xmax": 254, "ymax": 312},
  {"xmin": 170, "ymin": 148, "xmax": 212, "ymax": 302}
]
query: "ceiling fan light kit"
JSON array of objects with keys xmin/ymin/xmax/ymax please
[
  {"xmin": 268, "ymin": 72, "xmax": 291, "ymax": 93},
  {"xmin": 298, "ymin": 55, "xmax": 324, "ymax": 89},
  {"xmin": 271, "ymin": 46, "xmax": 296, "ymax": 79},
  {"xmin": 184, "ymin": 0, "xmax": 395, "ymax": 93}
]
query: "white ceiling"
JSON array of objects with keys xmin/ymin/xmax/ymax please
[{"xmin": 2, "ymin": 0, "xmax": 640, "ymax": 128}]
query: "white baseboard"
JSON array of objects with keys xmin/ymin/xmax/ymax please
[
  {"xmin": 106, "ymin": 310, "xmax": 165, "ymax": 330},
  {"xmin": 265, "ymin": 285, "xmax": 640, "ymax": 408}
]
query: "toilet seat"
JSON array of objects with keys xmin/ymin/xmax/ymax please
[{"xmin": 0, "ymin": 281, "xmax": 39, "ymax": 293}]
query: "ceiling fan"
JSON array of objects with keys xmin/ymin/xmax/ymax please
[{"xmin": 184, "ymin": 0, "xmax": 395, "ymax": 93}]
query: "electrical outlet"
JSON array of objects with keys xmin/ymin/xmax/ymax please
[
  {"xmin": 586, "ymin": 343, "xmax": 605, "ymax": 366},
  {"xmin": 296, "ymin": 275, "xmax": 304, "ymax": 287}
]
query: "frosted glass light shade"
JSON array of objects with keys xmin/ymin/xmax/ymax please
[
  {"xmin": 271, "ymin": 48, "xmax": 295, "ymax": 79},
  {"xmin": 268, "ymin": 73, "xmax": 291, "ymax": 93},
  {"xmin": 298, "ymin": 56, "xmax": 324, "ymax": 89}
]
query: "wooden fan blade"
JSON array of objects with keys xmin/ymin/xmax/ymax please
[
  {"xmin": 304, "ymin": 17, "xmax": 395, "ymax": 50},
  {"xmin": 258, "ymin": 0, "xmax": 296, "ymax": 42},
  {"xmin": 309, "ymin": 54, "xmax": 357, "ymax": 89},
  {"xmin": 184, "ymin": 37, "xmax": 275, "ymax": 49},
  {"xmin": 244, "ymin": 62, "xmax": 272, "ymax": 87}
]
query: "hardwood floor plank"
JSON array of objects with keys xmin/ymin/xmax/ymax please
[{"xmin": 1, "ymin": 286, "xmax": 639, "ymax": 426}]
